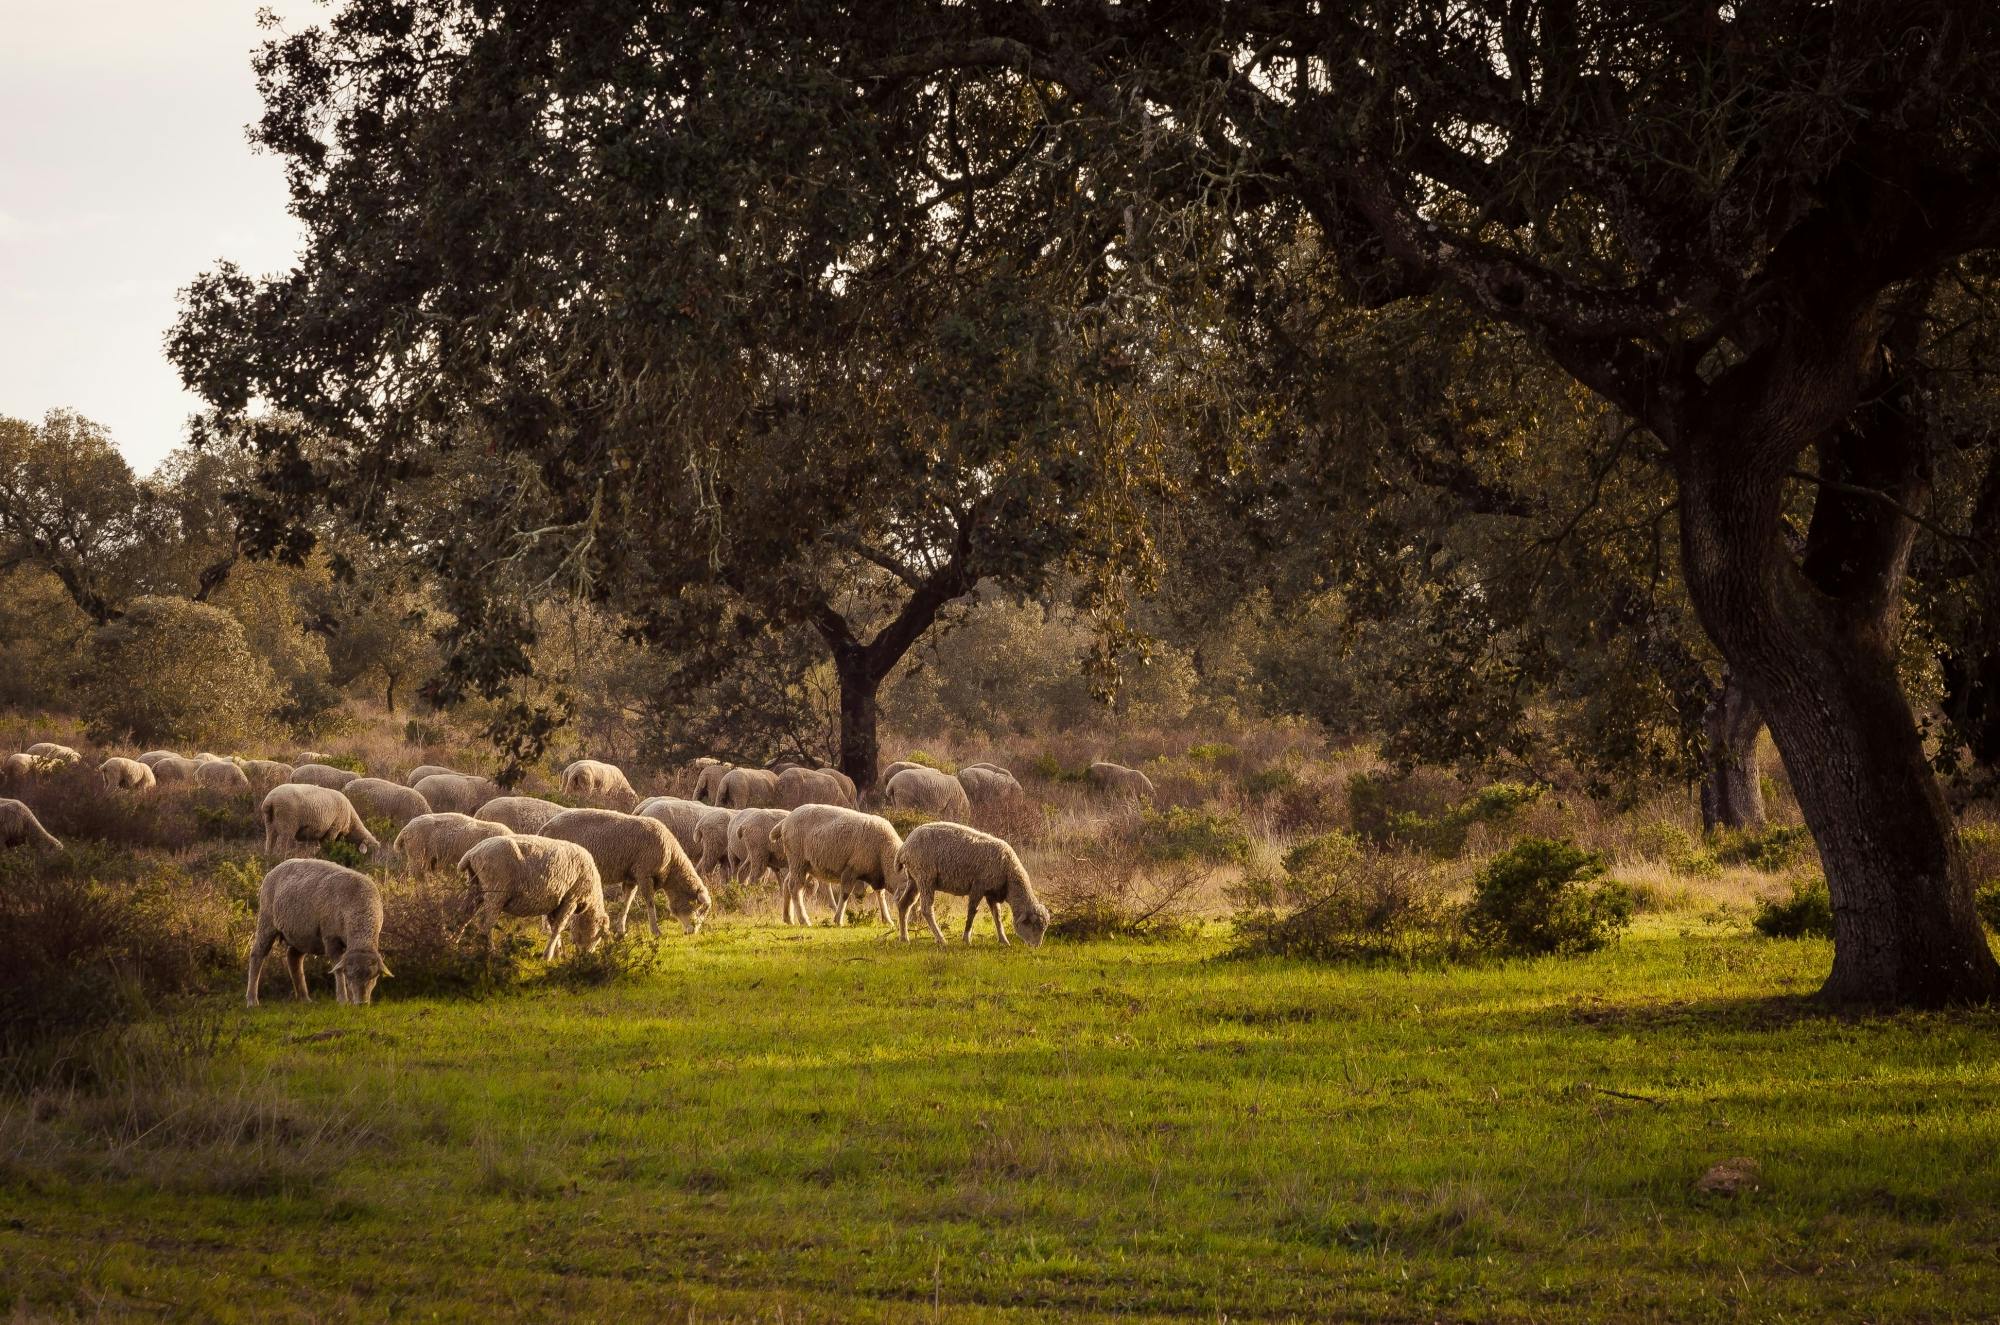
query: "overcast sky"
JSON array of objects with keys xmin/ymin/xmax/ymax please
[{"xmin": 1, "ymin": 2, "xmax": 320, "ymax": 470}]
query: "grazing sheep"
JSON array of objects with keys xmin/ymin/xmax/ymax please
[
  {"xmin": 885, "ymin": 766, "xmax": 972, "ymax": 822},
  {"xmin": 894, "ymin": 821, "xmax": 1050, "ymax": 948},
  {"xmin": 692, "ymin": 806, "xmax": 735, "ymax": 882},
  {"xmin": 99, "ymin": 756, "xmax": 156, "ymax": 791},
  {"xmin": 560, "ymin": 759, "xmax": 639, "ymax": 810},
  {"xmin": 727, "ymin": 807, "xmax": 790, "ymax": 885},
  {"xmin": 245, "ymin": 859, "xmax": 391, "ymax": 1007},
  {"xmin": 150, "ymin": 754, "xmax": 202, "ymax": 786},
  {"xmin": 292, "ymin": 762, "xmax": 360, "ymax": 791},
  {"xmin": 0, "ymin": 798, "xmax": 62, "ymax": 852},
  {"xmin": 691, "ymin": 761, "xmax": 732, "ymax": 804},
  {"xmin": 413, "ymin": 772, "xmax": 502, "ymax": 815},
  {"xmin": 26, "ymin": 742, "xmax": 81, "ymax": 765},
  {"xmin": 260, "ymin": 784, "xmax": 380, "ymax": 858},
  {"xmin": 778, "ymin": 765, "xmax": 855, "ymax": 810},
  {"xmin": 135, "ymin": 750, "xmax": 180, "ymax": 768},
  {"xmin": 342, "ymin": 777, "xmax": 431, "ymax": 828},
  {"xmin": 822, "ymin": 767, "xmax": 859, "ymax": 803},
  {"xmin": 958, "ymin": 765, "xmax": 1025, "ymax": 808},
  {"xmin": 880, "ymin": 760, "xmax": 922, "ymax": 786},
  {"xmin": 456, "ymin": 834, "xmax": 609, "ymax": 961},
  {"xmin": 238, "ymin": 759, "xmax": 295, "ymax": 793},
  {"xmin": 296, "ymin": 751, "xmax": 329, "ymax": 763},
  {"xmin": 476, "ymin": 795, "xmax": 568, "ymax": 834},
  {"xmin": 405, "ymin": 764, "xmax": 459, "ymax": 787},
  {"xmin": 541, "ymin": 808, "xmax": 711, "ymax": 937},
  {"xmin": 1, "ymin": 752, "xmax": 37, "ymax": 780},
  {"xmin": 770, "ymin": 804, "xmax": 902, "ymax": 927},
  {"xmin": 193, "ymin": 752, "xmax": 225, "ymax": 765},
  {"xmin": 635, "ymin": 795, "xmax": 709, "ymax": 861},
  {"xmin": 394, "ymin": 812, "xmax": 514, "ymax": 874},
  {"xmin": 196, "ymin": 759, "xmax": 253, "ymax": 793},
  {"xmin": 719, "ymin": 766, "xmax": 781, "ymax": 809},
  {"xmin": 1088, "ymin": 761, "xmax": 1156, "ymax": 800}
]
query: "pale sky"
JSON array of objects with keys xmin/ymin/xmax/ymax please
[{"xmin": 1, "ymin": 2, "xmax": 321, "ymax": 470}]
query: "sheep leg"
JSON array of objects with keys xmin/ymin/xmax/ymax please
[
  {"xmin": 246, "ymin": 925, "xmax": 279, "ymax": 1008},
  {"xmin": 641, "ymin": 877, "xmax": 661, "ymax": 937},
  {"xmin": 545, "ymin": 896, "xmax": 582, "ymax": 960},
  {"xmin": 286, "ymin": 949, "xmax": 311, "ymax": 1001},
  {"xmin": 989, "ymin": 896, "xmax": 1010, "ymax": 946},
  {"xmin": 962, "ymin": 897, "xmax": 980, "ymax": 944},
  {"xmin": 876, "ymin": 888, "xmax": 892, "ymax": 925},
  {"xmin": 921, "ymin": 888, "xmax": 948, "ymax": 948},
  {"xmin": 327, "ymin": 939, "xmax": 349, "ymax": 1004},
  {"xmin": 894, "ymin": 880, "xmax": 921, "ymax": 942}
]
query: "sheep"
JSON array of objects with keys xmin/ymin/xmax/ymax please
[
  {"xmin": 476, "ymin": 795, "xmax": 568, "ymax": 834},
  {"xmin": 821, "ymin": 767, "xmax": 858, "ymax": 803},
  {"xmin": 196, "ymin": 759, "xmax": 253, "ymax": 793},
  {"xmin": 456, "ymin": 834, "xmax": 609, "ymax": 961},
  {"xmin": 135, "ymin": 750, "xmax": 180, "ymax": 768},
  {"xmin": 719, "ymin": 765, "xmax": 781, "ymax": 809},
  {"xmin": 150, "ymin": 754, "xmax": 202, "ymax": 786},
  {"xmin": 727, "ymin": 807, "xmax": 790, "ymax": 885},
  {"xmin": 635, "ymin": 795, "xmax": 709, "ymax": 861},
  {"xmin": 1088, "ymin": 761, "xmax": 1156, "ymax": 800},
  {"xmin": 560, "ymin": 759, "xmax": 639, "ymax": 810},
  {"xmin": 413, "ymin": 772, "xmax": 502, "ymax": 815},
  {"xmin": 342, "ymin": 777, "xmax": 431, "ymax": 828},
  {"xmin": 541, "ymin": 808, "xmax": 711, "ymax": 937},
  {"xmin": 692, "ymin": 805, "xmax": 735, "ymax": 882},
  {"xmin": 394, "ymin": 811, "xmax": 514, "ymax": 874},
  {"xmin": 769, "ymin": 804, "xmax": 902, "ymax": 927},
  {"xmin": 296, "ymin": 750, "xmax": 329, "ymax": 764},
  {"xmin": 26, "ymin": 742, "xmax": 81, "ymax": 765},
  {"xmin": 2, "ymin": 752, "xmax": 50, "ymax": 780},
  {"xmin": 957, "ymin": 765, "xmax": 1025, "ymax": 808},
  {"xmin": 260, "ymin": 783, "xmax": 380, "ymax": 858},
  {"xmin": 777, "ymin": 765, "xmax": 855, "ymax": 810},
  {"xmin": 238, "ymin": 759, "xmax": 295, "ymax": 793},
  {"xmin": 193, "ymin": 752, "xmax": 225, "ymax": 765},
  {"xmin": 880, "ymin": 760, "xmax": 923, "ymax": 787},
  {"xmin": 245, "ymin": 858, "xmax": 391, "ymax": 1007},
  {"xmin": 405, "ymin": 764, "xmax": 459, "ymax": 787},
  {"xmin": 0, "ymin": 798, "xmax": 62, "ymax": 852},
  {"xmin": 691, "ymin": 761, "xmax": 732, "ymax": 804},
  {"xmin": 98, "ymin": 756, "xmax": 156, "ymax": 791},
  {"xmin": 885, "ymin": 766, "xmax": 972, "ymax": 822},
  {"xmin": 894, "ymin": 821, "xmax": 1050, "ymax": 948},
  {"xmin": 291, "ymin": 762, "xmax": 360, "ymax": 791}
]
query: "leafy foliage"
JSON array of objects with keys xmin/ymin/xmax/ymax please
[
  {"xmin": 75, "ymin": 597, "xmax": 281, "ymax": 747},
  {"xmin": 1463, "ymin": 839, "xmax": 1633, "ymax": 958},
  {"xmin": 1229, "ymin": 833, "xmax": 1457, "ymax": 964},
  {"xmin": 1754, "ymin": 878, "xmax": 1837, "ymax": 941}
]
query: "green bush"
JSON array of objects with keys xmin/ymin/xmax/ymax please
[
  {"xmin": 1351, "ymin": 774, "xmax": 1546, "ymax": 856},
  {"xmin": 1714, "ymin": 823, "xmax": 1814, "ymax": 872},
  {"xmin": 1753, "ymin": 877, "xmax": 1835, "ymax": 939},
  {"xmin": 1186, "ymin": 742, "xmax": 1238, "ymax": 763},
  {"xmin": 1139, "ymin": 806, "xmax": 1253, "ymax": 865},
  {"xmin": 904, "ymin": 750, "xmax": 957, "ymax": 774},
  {"xmin": 880, "ymin": 806, "xmax": 938, "ymax": 839},
  {"xmin": 1229, "ymin": 832, "xmax": 1456, "ymax": 964},
  {"xmin": 1029, "ymin": 752, "xmax": 1090, "ymax": 784},
  {"xmin": 1463, "ymin": 838, "xmax": 1632, "ymax": 957},
  {"xmin": 1977, "ymin": 881, "xmax": 2000, "ymax": 934},
  {"xmin": 75, "ymin": 596, "xmax": 282, "ymax": 747},
  {"xmin": 1242, "ymin": 766, "xmax": 1298, "ymax": 797}
]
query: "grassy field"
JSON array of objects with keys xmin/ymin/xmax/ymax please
[{"xmin": 5, "ymin": 914, "xmax": 1998, "ymax": 1322}]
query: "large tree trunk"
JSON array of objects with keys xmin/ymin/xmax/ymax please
[
  {"xmin": 1699, "ymin": 672, "xmax": 1765, "ymax": 832},
  {"xmin": 1678, "ymin": 326, "xmax": 2000, "ymax": 1006},
  {"xmin": 830, "ymin": 644, "xmax": 884, "ymax": 797}
]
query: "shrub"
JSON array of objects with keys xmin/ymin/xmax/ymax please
[
  {"xmin": 1978, "ymin": 880, "xmax": 2000, "ymax": 935},
  {"xmin": 904, "ymin": 750, "xmax": 956, "ymax": 774},
  {"xmin": 1753, "ymin": 876, "xmax": 1835, "ymax": 939},
  {"xmin": 1713, "ymin": 823, "xmax": 1814, "ymax": 872},
  {"xmin": 1229, "ymin": 832, "xmax": 1456, "ymax": 963},
  {"xmin": 375, "ymin": 872, "xmax": 537, "ymax": 997},
  {"xmin": 1029, "ymin": 752, "xmax": 1090, "ymax": 784},
  {"xmin": 1042, "ymin": 852, "xmax": 1204, "ymax": 941},
  {"xmin": 1138, "ymin": 805, "xmax": 1253, "ymax": 865},
  {"xmin": 1242, "ymin": 766, "xmax": 1298, "ymax": 798},
  {"xmin": 1351, "ymin": 773, "xmax": 1545, "ymax": 857},
  {"xmin": 1187, "ymin": 742, "xmax": 1238, "ymax": 763},
  {"xmin": 74, "ymin": 596, "xmax": 282, "ymax": 747},
  {"xmin": 1462, "ymin": 838, "xmax": 1632, "ymax": 957}
]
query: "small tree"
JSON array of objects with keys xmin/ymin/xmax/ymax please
[{"xmin": 76, "ymin": 596, "xmax": 281, "ymax": 747}]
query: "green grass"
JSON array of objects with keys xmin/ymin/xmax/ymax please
[{"xmin": 5, "ymin": 918, "xmax": 2000, "ymax": 1321}]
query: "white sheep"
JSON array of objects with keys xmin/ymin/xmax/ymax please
[
  {"xmin": 541, "ymin": 807, "xmax": 711, "ymax": 937},
  {"xmin": 0, "ymin": 798, "xmax": 62, "ymax": 851},
  {"xmin": 2, "ymin": 751, "xmax": 58, "ymax": 780},
  {"xmin": 238, "ymin": 759, "xmax": 296, "ymax": 793},
  {"xmin": 560, "ymin": 758, "xmax": 639, "ymax": 810},
  {"xmin": 476, "ymin": 794, "xmax": 568, "ymax": 834},
  {"xmin": 26, "ymin": 742, "xmax": 81, "ymax": 765},
  {"xmin": 769, "ymin": 804, "xmax": 902, "ymax": 927},
  {"xmin": 691, "ymin": 761, "xmax": 732, "ymax": 803},
  {"xmin": 778, "ymin": 766, "xmax": 855, "ymax": 810},
  {"xmin": 821, "ymin": 766, "xmax": 858, "ymax": 804},
  {"xmin": 246, "ymin": 858, "xmax": 392, "ymax": 1007},
  {"xmin": 634, "ymin": 795, "xmax": 709, "ymax": 861},
  {"xmin": 457, "ymin": 834, "xmax": 609, "ymax": 961},
  {"xmin": 1089, "ymin": 761, "xmax": 1156, "ymax": 800},
  {"xmin": 879, "ymin": 759, "xmax": 923, "ymax": 785},
  {"xmin": 135, "ymin": 749, "xmax": 180, "ymax": 768},
  {"xmin": 291, "ymin": 762, "xmax": 360, "ymax": 790},
  {"xmin": 957, "ymin": 765, "xmax": 1025, "ymax": 808},
  {"xmin": 719, "ymin": 766, "xmax": 781, "ymax": 809},
  {"xmin": 413, "ymin": 772, "xmax": 502, "ymax": 815},
  {"xmin": 692, "ymin": 805, "xmax": 735, "ymax": 882},
  {"xmin": 394, "ymin": 811, "xmax": 514, "ymax": 874},
  {"xmin": 99, "ymin": 756, "xmax": 157, "ymax": 791},
  {"xmin": 193, "ymin": 752, "xmax": 225, "ymax": 765},
  {"xmin": 894, "ymin": 821, "xmax": 1050, "ymax": 947},
  {"xmin": 727, "ymin": 807, "xmax": 789, "ymax": 885},
  {"xmin": 150, "ymin": 754, "xmax": 203, "ymax": 786},
  {"xmin": 404, "ymin": 763, "xmax": 459, "ymax": 786},
  {"xmin": 196, "ymin": 759, "xmax": 253, "ymax": 793},
  {"xmin": 340, "ymin": 776, "xmax": 431, "ymax": 828},
  {"xmin": 885, "ymin": 766, "xmax": 972, "ymax": 822},
  {"xmin": 260, "ymin": 783, "xmax": 381, "ymax": 858}
]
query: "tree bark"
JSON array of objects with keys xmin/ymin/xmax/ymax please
[
  {"xmin": 831, "ymin": 646, "xmax": 882, "ymax": 797},
  {"xmin": 1677, "ymin": 327, "xmax": 2000, "ymax": 1005},
  {"xmin": 1699, "ymin": 672, "xmax": 1765, "ymax": 833}
]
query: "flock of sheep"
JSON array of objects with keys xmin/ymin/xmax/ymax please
[{"xmin": 0, "ymin": 740, "xmax": 1164, "ymax": 1011}]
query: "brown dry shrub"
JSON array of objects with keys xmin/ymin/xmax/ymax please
[{"xmin": 1039, "ymin": 848, "xmax": 1205, "ymax": 941}]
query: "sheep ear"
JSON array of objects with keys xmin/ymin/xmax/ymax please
[{"xmin": 379, "ymin": 961, "xmax": 394, "ymax": 979}]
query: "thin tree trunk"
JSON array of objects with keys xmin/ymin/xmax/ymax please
[
  {"xmin": 1699, "ymin": 672, "xmax": 1765, "ymax": 832},
  {"xmin": 832, "ymin": 649, "xmax": 882, "ymax": 796},
  {"xmin": 384, "ymin": 672, "xmax": 399, "ymax": 715}
]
